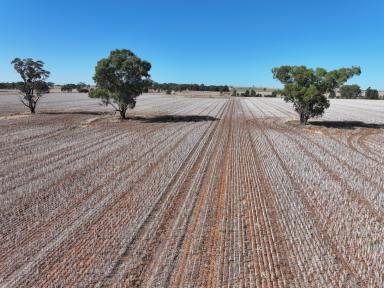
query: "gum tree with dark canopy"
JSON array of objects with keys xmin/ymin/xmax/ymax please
[
  {"xmin": 340, "ymin": 84, "xmax": 362, "ymax": 99},
  {"xmin": 272, "ymin": 66, "xmax": 361, "ymax": 125},
  {"xmin": 89, "ymin": 49, "xmax": 151, "ymax": 119},
  {"xmin": 365, "ymin": 87, "xmax": 379, "ymax": 100},
  {"xmin": 11, "ymin": 58, "xmax": 50, "ymax": 113}
]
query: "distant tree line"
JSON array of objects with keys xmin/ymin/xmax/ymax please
[
  {"xmin": 232, "ymin": 89, "xmax": 277, "ymax": 97},
  {"xmin": 151, "ymin": 82, "xmax": 230, "ymax": 93},
  {"xmin": 0, "ymin": 82, "xmax": 24, "ymax": 89},
  {"xmin": 329, "ymin": 84, "xmax": 380, "ymax": 99},
  {"xmin": 0, "ymin": 81, "xmax": 54, "ymax": 90},
  {"xmin": 61, "ymin": 82, "xmax": 90, "ymax": 93}
]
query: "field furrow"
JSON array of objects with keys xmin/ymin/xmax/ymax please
[{"xmin": 1, "ymin": 93, "xmax": 383, "ymax": 287}]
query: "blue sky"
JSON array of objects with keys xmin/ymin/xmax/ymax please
[{"xmin": 0, "ymin": 0, "xmax": 383, "ymax": 88}]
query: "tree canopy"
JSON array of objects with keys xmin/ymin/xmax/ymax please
[
  {"xmin": 61, "ymin": 84, "xmax": 78, "ymax": 92},
  {"xmin": 272, "ymin": 65, "xmax": 361, "ymax": 124},
  {"xmin": 365, "ymin": 87, "xmax": 379, "ymax": 99},
  {"xmin": 11, "ymin": 58, "xmax": 50, "ymax": 113},
  {"xmin": 89, "ymin": 49, "xmax": 151, "ymax": 119},
  {"xmin": 339, "ymin": 84, "xmax": 362, "ymax": 99}
]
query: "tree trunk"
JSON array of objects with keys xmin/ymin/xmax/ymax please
[
  {"xmin": 119, "ymin": 109, "xmax": 126, "ymax": 119},
  {"xmin": 300, "ymin": 113, "xmax": 305, "ymax": 125},
  {"xmin": 299, "ymin": 113, "xmax": 309, "ymax": 125},
  {"xmin": 118, "ymin": 104, "xmax": 128, "ymax": 119},
  {"xmin": 29, "ymin": 101, "xmax": 35, "ymax": 114}
]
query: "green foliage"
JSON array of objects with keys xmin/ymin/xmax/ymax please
[
  {"xmin": 61, "ymin": 84, "xmax": 77, "ymax": 92},
  {"xmin": 11, "ymin": 58, "xmax": 50, "ymax": 113},
  {"xmin": 365, "ymin": 87, "xmax": 379, "ymax": 99},
  {"xmin": 243, "ymin": 90, "xmax": 250, "ymax": 97},
  {"xmin": 272, "ymin": 65, "xmax": 361, "ymax": 124},
  {"xmin": 231, "ymin": 89, "xmax": 237, "ymax": 96},
  {"xmin": 61, "ymin": 83, "xmax": 90, "ymax": 92},
  {"xmin": 0, "ymin": 82, "xmax": 24, "ymax": 89},
  {"xmin": 34, "ymin": 81, "xmax": 50, "ymax": 93},
  {"xmin": 77, "ymin": 82, "xmax": 90, "ymax": 93},
  {"xmin": 250, "ymin": 89, "xmax": 257, "ymax": 97},
  {"xmin": 89, "ymin": 49, "xmax": 151, "ymax": 119},
  {"xmin": 271, "ymin": 90, "xmax": 278, "ymax": 97},
  {"xmin": 339, "ymin": 84, "xmax": 362, "ymax": 99}
]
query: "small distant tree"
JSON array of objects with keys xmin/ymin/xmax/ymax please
[
  {"xmin": 250, "ymin": 89, "xmax": 257, "ymax": 97},
  {"xmin": 340, "ymin": 84, "xmax": 361, "ymax": 99},
  {"xmin": 89, "ymin": 49, "xmax": 151, "ymax": 119},
  {"xmin": 272, "ymin": 65, "xmax": 361, "ymax": 125},
  {"xmin": 77, "ymin": 82, "xmax": 89, "ymax": 93},
  {"xmin": 61, "ymin": 84, "xmax": 77, "ymax": 92},
  {"xmin": 328, "ymin": 90, "xmax": 336, "ymax": 98},
  {"xmin": 11, "ymin": 58, "xmax": 50, "ymax": 113},
  {"xmin": 365, "ymin": 87, "xmax": 379, "ymax": 99},
  {"xmin": 271, "ymin": 90, "xmax": 278, "ymax": 97},
  {"xmin": 243, "ymin": 90, "xmax": 250, "ymax": 97},
  {"xmin": 166, "ymin": 89, "xmax": 172, "ymax": 95},
  {"xmin": 231, "ymin": 89, "xmax": 237, "ymax": 96}
]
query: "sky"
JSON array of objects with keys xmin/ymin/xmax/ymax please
[{"xmin": 0, "ymin": 0, "xmax": 383, "ymax": 89}]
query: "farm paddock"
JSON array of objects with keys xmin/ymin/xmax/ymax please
[{"xmin": 1, "ymin": 93, "xmax": 383, "ymax": 287}]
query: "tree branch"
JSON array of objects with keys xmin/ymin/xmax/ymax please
[
  {"xmin": 109, "ymin": 101, "xmax": 119, "ymax": 111},
  {"xmin": 18, "ymin": 96, "xmax": 31, "ymax": 108}
]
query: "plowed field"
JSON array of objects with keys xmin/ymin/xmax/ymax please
[{"xmin": 1, "ymin": 93, "xmax": 383, "ymax": 287}]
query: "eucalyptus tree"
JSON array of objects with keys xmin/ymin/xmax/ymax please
[
  {"xmin": 89, "ymin": 49, "xmax": 151, "ymax": 119},
  {"xmin": 272, "ymin": 66, "xmax": 361, "ymax": 125},
  {"xmin": 11, "ymin": 58, "xmax": 50, "ymax": 113}
]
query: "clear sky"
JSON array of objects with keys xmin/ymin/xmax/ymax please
[{"xmin": 0, "ymin": 0, "xmax": 383, "ymax": 89}]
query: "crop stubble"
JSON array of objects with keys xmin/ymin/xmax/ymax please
[{"xmin": 1, "ymin": 95, "xmax": 383, "ymax": 287}]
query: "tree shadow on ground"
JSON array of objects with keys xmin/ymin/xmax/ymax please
[
  {"xmin": 309, "ymin": 121, "xmax": 384, "ymax": 130},
  {"xmin": 129, "ymin": 115, "xmax": 219, "ymax": 123}
]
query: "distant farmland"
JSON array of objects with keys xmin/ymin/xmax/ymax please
[{"xmin": 1, "ymin": 92, "xmax": 383, "ymax": 287}]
